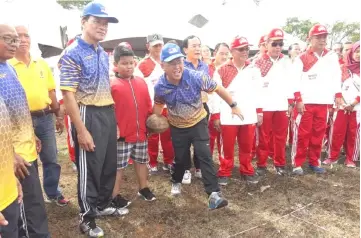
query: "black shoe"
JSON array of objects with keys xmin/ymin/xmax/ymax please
[
  {"xmin": 138, "ymin": 187, "xmax": 156, "ymax": 201},
  {"xmin": 256, "ymin": 167, "xmax": 268, "ymax": 176},
  {"xmin": 275, "ymin": 166, "xmax": 287, "ymax": 176},
  {"xmin": 112, "ymin": 194, "xmax": 131, "ymax": 208},
  {"xmin": 243, "ymin": 174, "xmax": 259, "ymax": 184}
]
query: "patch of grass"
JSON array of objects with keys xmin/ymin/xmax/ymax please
[{"xmin": 43, "ymin": 134, "xmax": 360, "ymax": 238}]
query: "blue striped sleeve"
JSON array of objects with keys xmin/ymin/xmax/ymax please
[{"xmin": 58, "ymin": 54, "xmax": 82, "ymax": 92}]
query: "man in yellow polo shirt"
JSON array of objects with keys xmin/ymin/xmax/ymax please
[
  {"xmin": 0, "ymin": 23, "xmax": 49, "ymax": 238},
  {"xmin": 10, "ymin": 25, "xmax": 69, "ymax": 207}
]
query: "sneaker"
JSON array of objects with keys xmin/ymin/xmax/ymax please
[
  {"xmin": 256, "ymin": 167, "xmax": 268, "ymax": 176},
  {"xmin": 322, "ymin": 158, "xmax": 338, "ymax": 165},
  {"xmin": 97, "ymin": 205, "xmax": 129, "ymax": 216},
  {"xmin": 138, "ymin": 187, "xmax": 156, "ymax": 201},
  {"xmin": 162, "ymin": 163, "xmax": 172, "ymax": 171},
  {"xmin": 72, "ymin": 163, "xmax": 77, "ymax": 172},
  {"xmin": 182, "ymin": 170, "xmax": 192, "ymax": 184},
  {"xmin": 45, "ymin": 195, "xmax": 70, "ymax": 207},
  {"xmin": 112, "ymin": 194, "xmax": 131, "ymax": 208},
  {"xmin": 309, "ymin": 165, "xmax": 326, "ymax": 174},
  {"xmin": 345, "ymin": 161, "xmax": 356, "ymax": 168},
  {"xmin": 149, "ymin": 166, "xmax": 158, "ymax": 174},
  {"xmin": 79, "ymin": 220, "xmax": 104, "ymax": 238},
  {"xmin": 194, "ymin": 169, "xmax": 202, "ymax": 178},
  {"xmin": 171, "ymin": 183, "xmax": 181, "ymax": 196},
  {"xmin": 208, "ymin": 192, "xmax": 228, "ymax": 210},
  {"xmin": 292, "ymin": 167, "xmax": 304, "ymax": 176},
  {"xmin": 218, "ymin": 177, "xmax": 229, "ymax": 186},
  {"xmin": 243, "ymin": 174, "xmax": 259, "ymax": 184},
  {"xmin": 275, "ymin": 166, "xmax": 287, "ymax": 176}
]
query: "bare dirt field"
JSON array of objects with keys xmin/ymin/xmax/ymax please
[{"xmin": 43, "ymin": 134, "xmax": 360, "ymax": 238}]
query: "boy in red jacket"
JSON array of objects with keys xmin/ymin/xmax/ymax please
[{"xmin": 110, "ymin": 46, "xmax": 156, "ymax": 211}]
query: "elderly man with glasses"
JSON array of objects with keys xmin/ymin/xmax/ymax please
[{"xmin": 253, "ymin": 28, "xmax": 295, "ymax": 177}]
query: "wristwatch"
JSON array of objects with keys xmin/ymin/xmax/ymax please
[{"xmin": 230, "ymin": 102, "xmax": 237, "ymax": 108}]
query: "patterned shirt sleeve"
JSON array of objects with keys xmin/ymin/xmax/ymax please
[
  {"xmin": 199, "ymin": 72, "xmax": 218, "ymax": 93},
  {"xmin": 154, "ymin": 84, "xmax": 165, "ymax": 105},
  {"xmin": 59, "ymin": 54, "xmax": 82, "ymax": 92}
]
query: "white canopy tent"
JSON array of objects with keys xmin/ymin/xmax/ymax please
[{"xmin": 101, "ymin": 0, "xmax": 306, "ymax": 55}]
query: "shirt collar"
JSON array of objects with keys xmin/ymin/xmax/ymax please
[
  {"xmin": 184, "ymin": 59, "xmax": 206, "ymax": 70},
  {"xmin": 76, "ymin": 36, "xmax": 102, "ymax": 51},
  {"xmin": 8, "ymin": 54, "xmax": 39, "ymax": 66}
]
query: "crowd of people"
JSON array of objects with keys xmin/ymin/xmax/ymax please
[{"xmin": 0, "ymin": 1, "xmax": 360, "ymax": 238}]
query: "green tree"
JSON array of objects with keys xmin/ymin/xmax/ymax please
[
  {"xmin": 326, "ymin": 21, "xmax": 360, "ymax": 46},
  {"xmin": 282, "ymin": 17, "xmax": 315, "ymax": 41},
  {"xmin": 283, "ymin": 17, "xmax": 360, "ymax": 46},
  {"xmin": 56, "ymin": 0, "xmax": 90, "ymax": 10}
]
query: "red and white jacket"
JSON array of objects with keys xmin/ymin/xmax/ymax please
[
  {"xmin": 254, "ymin": 54, "xmax": 294, "ymax": 111},
  {"xmin": 292, "ymin": 49, "xmax": 342, "ymax": 104},
  {"xmin": 111, "ymin": 75, "xmax": 152, "ymax": 143},
  {"xmin": 339, "ymin": 66, "xmax": 360, "ymax": 112},
  {"xmin": 210, "ymin": 60, "xmax": 263, "ymax": 125},
  {"xmin": 137, "ymin": 57, "xmax": 164, "ymax": 106}
]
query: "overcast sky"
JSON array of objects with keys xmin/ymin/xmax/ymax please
[{"xmin": 0, "ymin": 0, "xmax": 359, "ymax": 48}]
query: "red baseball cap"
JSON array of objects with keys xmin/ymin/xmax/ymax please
[
  {"xmin": 259, "ymin": 35, "xmax": 267, "ymax": 45},
  {"xmin": 118, "ymin": 41, "xmax": 132, "ymax": 50},
  {"xmin": 308, "ymin": 24, "xmax": 328, "ymax": 38},
  {"xmin": 231, "ymin": 36, "xmax": 251, "ymax": 49},
  {"xmin": 267, "ymin": 28, "xmax": 284, "ymax": 41}
]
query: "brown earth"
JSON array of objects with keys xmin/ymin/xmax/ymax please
[{"xmin": 43, "ymin": 134, "xmax": 360, "ymax": 238}]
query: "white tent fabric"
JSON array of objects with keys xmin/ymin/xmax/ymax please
[{"xmin": 103, "ymin": 0, "xmax": 306, "ymax": 50}]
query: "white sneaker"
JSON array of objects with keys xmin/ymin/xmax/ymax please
[
  {"xmin": 194, "ymin": 169, "xmax": 202, "ymax": 178},
  {"xmin": 182, "ymin": 170, "xmax": 192, "ymax": 184},
  {"xmin": 97, "ymin": 206, "xmax": 128, "ymax": 216},
  {"xmin": 162, "ymin": 164, "xmax": 172, "ymax": 171},
  {"xmin": 149, "ymin": 166, "xmax": 158, "ymax": 173},
  {"xmin": 171, "ymin": 183, "xmax": 181, "ymax": 196}
]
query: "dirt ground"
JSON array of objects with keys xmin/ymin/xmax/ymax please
[{"xmin": 43, "ymin": 134, "xmax": 360, "ymax": 238}]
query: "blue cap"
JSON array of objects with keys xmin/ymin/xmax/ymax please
[
  {"xmin": 82, "ymin": 2, "xmax": 118, "ymax": 23},
  {"xmin": 161, "ymin": 43, "xmax": 185, "ymax": 62}
]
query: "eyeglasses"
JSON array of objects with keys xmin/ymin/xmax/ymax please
[
  {"xmin": 0, "ymin": 36, "xmax": 21, "ymax": 45},
  {"xmin": 271, "ymin": 42, "xmax": 284, "ymax": 47}
]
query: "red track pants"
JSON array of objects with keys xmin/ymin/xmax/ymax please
[
  {"xmin": 292, "ymin": 104, "xmax": 328, "ymax": 167},
  {"xmin": 208, "ymin": 114, "xmax": 223, "ymax": 162},
  {"xmin": 64, "ymin": 114, "xmax": 76, "ymax": 163},
  {"xmin": 327, "ymin": 110, "xmax": 358, "ymax": 163},
  {"xmin": 256, "ymin": 111, "xmax": 288, "ymax": 168},
  {"xmin": 252, "ymin": 129, "xmax": 274, "ymax": 158},
  {"xmin": 148, "ymin": 109, "xmax": 174, "ymax": 167},
  {"xmin": 218, "ymin": 124, "xmax": 255, "ymax": 177}
]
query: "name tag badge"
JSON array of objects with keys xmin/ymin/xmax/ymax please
[{"xmin": 308, "ymin": 74, "xmax": 317, "ymax": 80}]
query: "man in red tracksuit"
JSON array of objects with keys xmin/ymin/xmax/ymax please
[
  {"xmin": 137, "ymin": 34, "xmax": 174, "ymax": 173},
  {"xmin": 323, "ymin": 41, "xmax": 360, "ymax": 167},
  {"xmin": 254, "ymin": 28, "xmax": 294, "ymax": 176},
  {"xmin": 291, "ymin": 24, "xmax": 342, "ymax": 175},
  {"xmin": 207, "ymin": 43, "xmax": 230, "ymax": 163},
  {"xmin": 212, "ymin": 37, "xmax": 263, "ymax": 185}
]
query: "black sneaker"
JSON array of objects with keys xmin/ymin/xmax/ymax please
[
  {"xmin": 79, "ymin": 219, "xmax": 104, "ymax": 237},
  {"xmin": 112, "ymin": 194, "xmax": 131, "ymax": 208},
  {"xmin": 242, "ymin": 174, "xmax": 259, "ymax": 184},
  {"xmin": 275, "ymin": 166, "xmax": 287, "ymax": 176},
  {"xmin": 138, "ymin": 187, "xmax": 156, "ymax": 201},
  {"xmin": 256, "ymin": 167, "xmax": 268, "ymax": 176}
]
